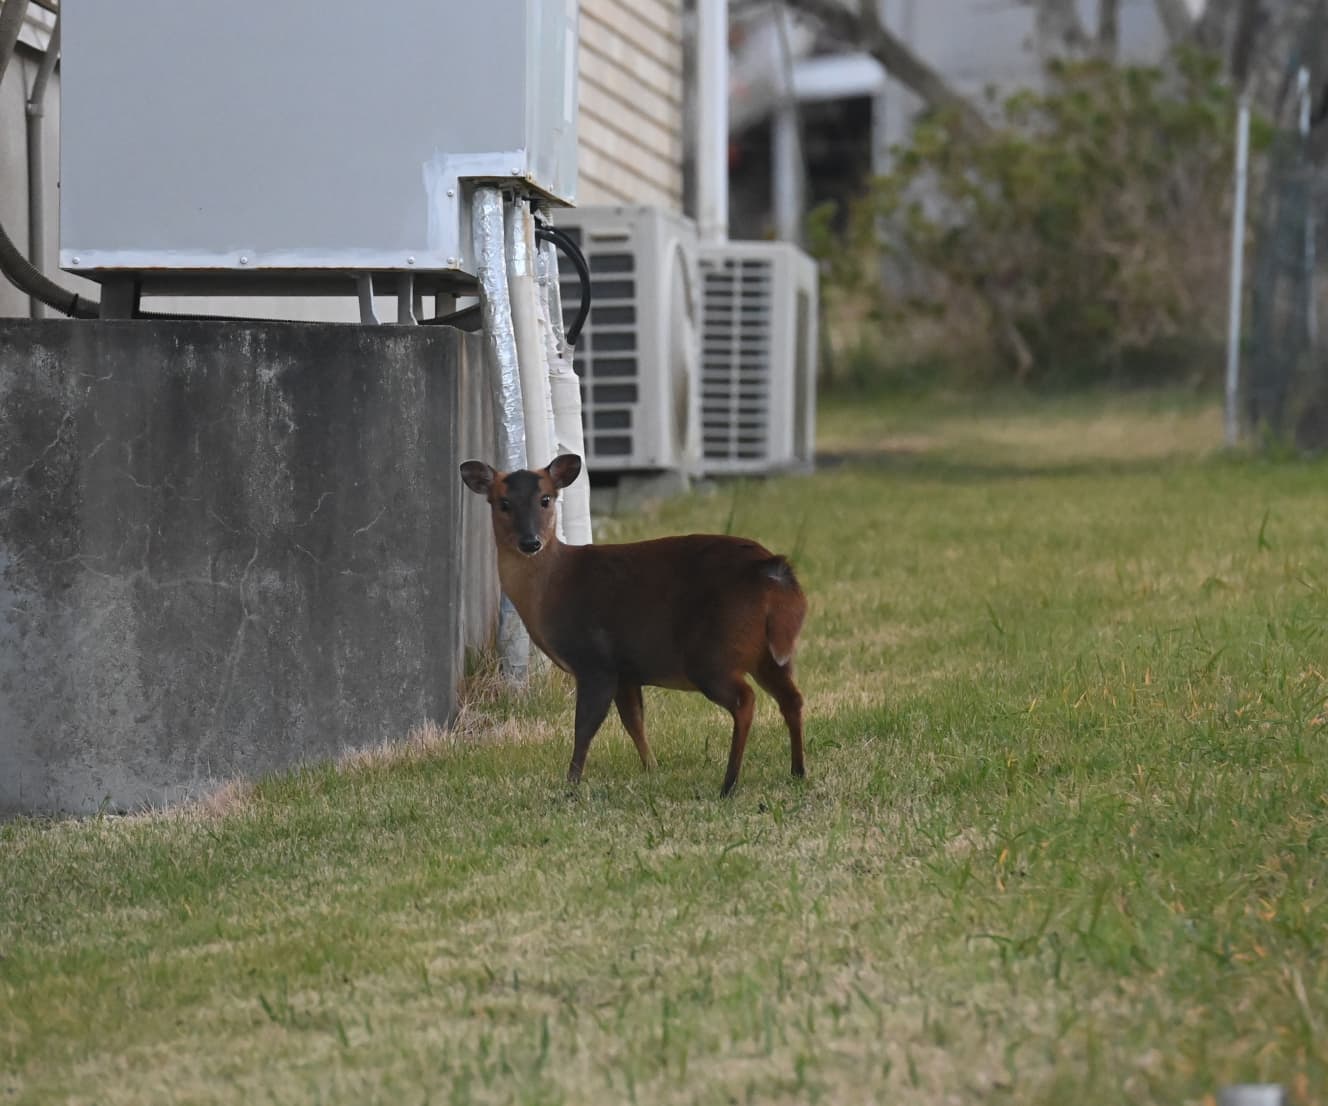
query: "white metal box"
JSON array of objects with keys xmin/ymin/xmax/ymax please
[
  {"xmin": 697, "ymin": 241, "xmax": 818, "ymax": 475},
  {"xmin": 553, "ymin": 206, "xmax": 701, "ymax": 473},
  {"xmin": 58, "ymin": 0, "xmax": 579, "ymax": 294}
]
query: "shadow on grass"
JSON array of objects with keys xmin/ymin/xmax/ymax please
[{"xmin": 814, "ymin": 448, "xmax": 1195, "ymax": 484}]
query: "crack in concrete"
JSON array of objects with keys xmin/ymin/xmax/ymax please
[{"xmin": 351, "ymin": 508, "xmax": 387, "ymax": 538}]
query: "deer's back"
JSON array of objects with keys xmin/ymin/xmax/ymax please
[{"xmin": 546, "ymin": 534, "xmax": 796, "ymax": 686}]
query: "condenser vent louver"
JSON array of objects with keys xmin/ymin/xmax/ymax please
[
  {"xmin": 698, "ymin": 241, "xmax": 818, "ymax": 475},
  {"xmin": 554, "ymin": 207, "xmax": 700, "ymax": 474}
]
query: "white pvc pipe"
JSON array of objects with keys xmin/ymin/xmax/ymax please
[
  {"xmin": 1298, "ymin": 67, "xmax": 1311, "ymax": 137},
  {"xmin": 539, "ymin": 237, "xmax": 594, "ymax": 546},
  {"xmin": 1299, "ymin": 68, "xmax": 1317, "ymax": 348},
  {"xmin": 697, "ymin": 0, "xmax": 730, "ymax": 243},
  {"xmin": 1225, "ymin": 95, "xmax": 1250, "ymax": 449},
  {"xmin": 773, "ymin": 105, "xmax": 802, "ymax": 244},
  {"xmin": 771, "ymin": 3, "xmax": 804, "ymax": 244},
  {"xmin": 473, "ymin": 186, "xmax": 529, "ymax": 680}
]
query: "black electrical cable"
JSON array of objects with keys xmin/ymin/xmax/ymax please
[{"xmin": 535, "ymin": 224, "xmax": 591, "ymax": 347}]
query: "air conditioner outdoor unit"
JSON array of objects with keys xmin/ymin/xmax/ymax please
[
  {"xmin": 697, "ymin": 241, "xmax": 818, "ymax": 475},
  {"xmin": 552, "ymin": 206, "xmax": 701, "ymax": 474},
  {"xmin": 59, "ymin": 0, "xmax": 578, "ymax": 296}
]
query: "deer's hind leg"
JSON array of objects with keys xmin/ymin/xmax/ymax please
[
  {"xmin": 754, "ymin": 653, "xmax": 805, "ymax": 780},
  {"xmin": 692, "ymin": 671, "xmax": 756, "ymax": 798},
  {"xmin": 614, "ymin": 680, "xmax": 657, "ymax": 771}
]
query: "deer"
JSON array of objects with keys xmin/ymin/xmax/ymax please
[{"xmin": 460, "ymin": 454, "xmax": 807, "ymax": 796}]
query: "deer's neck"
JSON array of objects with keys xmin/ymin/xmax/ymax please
[{"xmin": 496, "ymin": 535, "xmax": 570, "ymax": 643}]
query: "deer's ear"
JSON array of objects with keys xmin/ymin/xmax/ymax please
[
  {"xmin": 459, "ymin": 461, "xmax": 496, "ymax": 496},
  {"xmin": 547, "ymin": 454, "xmax": 582, "ymax": 490}
]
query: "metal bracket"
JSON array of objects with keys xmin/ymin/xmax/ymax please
[
  {"xmin": 100, "ymin": 278, "xmax": 140, "ymax": 319},
  {"xmin": 397, "ymin": 274, "xmax": 418, "ymax": 324},
  {"xmin": 356, "ymin": 273, "xmax": 380, "ymax": 325}
]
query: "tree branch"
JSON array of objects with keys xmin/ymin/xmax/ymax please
[{"xmin": 782, "ymin": 0, "xmax": 990, "ymax": 136}]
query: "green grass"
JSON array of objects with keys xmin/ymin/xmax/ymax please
[{"xmin": 4, "ymin": 387, "xmax": 1328, "ymax": 1105}]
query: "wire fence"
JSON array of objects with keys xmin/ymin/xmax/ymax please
[{"xmin": 1244, "ymin": 99, "xmax": 1328, "ymax": 450}]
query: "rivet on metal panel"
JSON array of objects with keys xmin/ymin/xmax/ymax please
[
  {"xmin": 511, "ymin": 168, "xmax": 521, "ymax": 176},
  {"xmin": 446, "ymin": 189, "xmax": 455, "ymax": 198},
  {"xmin": 446, "ymin": 257, "xmax": 457, "ymax": 268},
  {"xmin": 407, "ymin": 256, "xmax": 416, "ymax": 265},
  {"xmin": 239, "ymin": 256, "xmax": 249, "ymax": 265},
  {"xmin": 71, "ymin": 256, "xmax": 80, "ymax": 265}
]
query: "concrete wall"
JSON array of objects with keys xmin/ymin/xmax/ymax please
[{"xmin": 0, "ymin": 320, "xmax": 497, "ymax": 816}]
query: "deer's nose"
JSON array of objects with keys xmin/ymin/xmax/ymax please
[{"xmin": 518, "ymin": 537, "xmax": 542, "ymax": 555}]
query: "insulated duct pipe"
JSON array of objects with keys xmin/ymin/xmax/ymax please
[
  {"xmin": 697, "ymin": 0, "xmax": 730, "ymax": 243},
  {"xmin": 538, "ymin": 236, "xmax": 593, "ymax": 546},
  {"xmin": 472, "ymin": 186, "xmax": 530, "ymax": 681},
  {"xmin": 506, "ymin": 203, "xmax": 557, "ymax": 477},
  {"xmin": 25, "ymin": 9, "xmax": 59, "ymax": 319},
  {"xmin": 534, "ymin": 234, "xmax": 567, "ymax": 541}
]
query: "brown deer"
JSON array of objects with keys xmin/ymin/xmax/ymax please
[{"xmin": 460, "ymin": 454, "xmax": 807, "ymax": 796}]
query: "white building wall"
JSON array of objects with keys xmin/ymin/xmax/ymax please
[{"xmin": 0, "ymin": 0, "xmax": 686, "ymax": 322}]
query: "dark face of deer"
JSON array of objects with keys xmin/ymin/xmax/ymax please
[{"xmin": 459, "ymin": 455, "xmax": 583, "ymax": 557}]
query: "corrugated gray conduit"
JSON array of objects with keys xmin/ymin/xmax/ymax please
[
  {"xmin": 472, "ymin": 186, "xmax": 530, "ymax": 682},
  {"xmin": 0, "ymin": 0, "xmax": 96, "ymax": 318}
]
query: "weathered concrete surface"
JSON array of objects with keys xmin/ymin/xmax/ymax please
[{"xmin": 0, "ymin": 320, "xmax": 495, "ymax": 815}]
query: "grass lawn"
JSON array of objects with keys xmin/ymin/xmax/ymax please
[{"xmin": 3, "ymin": 388, "xmax": 1327, "ymax": 1105}]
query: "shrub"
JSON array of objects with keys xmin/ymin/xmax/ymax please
[{"xmin": 810, "ymin": 49, "xmax": 1255, "ymax": 387}]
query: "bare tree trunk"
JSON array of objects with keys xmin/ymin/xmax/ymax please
[
  {"xmin": 1247, "ymin": 0, "xmax": 1328, "ymax": 121},
  {"xmin": 1035, "ymin": 0, "xmax": 1089, "ymax": 56},
  {"xmin": 782, "ymin": 0, "xmax": 990, "ymax": 136},
  {"xmin": 1230, "ymin": 0, "xmax": 1267, "ymax": 90},
  {"xmin": 1097, "ymin": 0, "xmax": 1121, "ymax": 60},
  {"xmin": 1153, "ymin": 0, "xmax": 1195, "ymax": 41},
  {"xmin": 1193, "ymin": 0, "xmax": 1244, "ymax": 52}
]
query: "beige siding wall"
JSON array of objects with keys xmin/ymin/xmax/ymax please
[{"xmin": 577, "ymin": 0, "xmax": 685, "ymax": 210}]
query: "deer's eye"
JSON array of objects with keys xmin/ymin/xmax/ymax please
[
  {"xmin": 498, "ymin": 498, "xmax": 512, "ymax": 513},
  {"xmin": 541, "ymin": 495, "xmax": 552, "ymax": 509}
]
